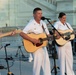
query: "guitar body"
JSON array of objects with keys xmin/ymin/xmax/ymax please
[
  {"xmin": 23, "ymin": 33, "xmax": 48, "ymax": 53},
  {"xmin": 55, "ymin": 29, "xmax": 75, "ymax": 46}
]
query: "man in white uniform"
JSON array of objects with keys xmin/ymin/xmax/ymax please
[
  {"xmin": 20, "ymin": 7, "xmax": 51, "ymax": 75},
  {"xmin": 54, "ymin": 12, "xmax": 75, "ymax": 75}
]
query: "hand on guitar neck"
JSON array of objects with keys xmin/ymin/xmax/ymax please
[
  {"xmin": 10, "ymin": 30, "xmax": 16, "ymax": 36},
  {"xmin": 0, "ymin": 29, "xmax": 22, "ymax": 38}
]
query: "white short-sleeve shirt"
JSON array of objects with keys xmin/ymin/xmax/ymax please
[
  {"xmin": 23, "ymin": 19, "xmax": 50, "ymax": 35},
  {"xmin": 54, "ymin": 21, "xmax": 73, "ymax": 30}
]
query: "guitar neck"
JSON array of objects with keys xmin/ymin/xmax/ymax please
[
  {"xmin": 42, "ymin": 37, "xmax": 51, "ymax": 41},
  {"xmin": 0, "ymin": 32, "xmax": 13, "ymax": 38},
  {"xmin": 0, "ymin": 29, "xmax": 22, "ymax": 38}
]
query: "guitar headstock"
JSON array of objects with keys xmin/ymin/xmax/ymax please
[
  {"xmin": 10, "ymin": 29, "xmax": 22, "ymax": 36},
  {"xmin": 14, "ymin": 29, "xmax": 22, "ymax": 34},
  {"xmin": 0, "ymin": 29, "xmax": 22, "ymax": 38}
]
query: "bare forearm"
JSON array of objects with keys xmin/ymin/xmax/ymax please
[{"xmin": 20, "ymin": 32, "xmax": 33, "ymax": 42}]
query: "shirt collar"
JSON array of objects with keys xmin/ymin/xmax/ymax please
[{"xmin": 33, "ymin": 19, "xmax": 42, "ymax": 26}]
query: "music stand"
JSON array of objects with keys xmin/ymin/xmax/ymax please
[
  {"xmin": 15, "ymin": 46, "xmax": 25, "ymax": 58},
  {"xmin": 4, "ymin": 43, "xmax": 14, "ymax": 75}
]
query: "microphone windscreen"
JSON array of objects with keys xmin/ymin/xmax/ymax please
[
  {"xmin": 6, "ymin": 44, "xmax": 10, "ymax": 47},
  {"xmin": 41, "ymin": 16, "xmax": 45, "ymax": 20}
]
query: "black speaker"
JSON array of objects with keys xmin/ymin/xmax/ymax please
[{"xmin": 72, "ymin": 38, "xmax": 76, "ymax": 53}]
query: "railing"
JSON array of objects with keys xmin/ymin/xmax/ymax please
[{"xmin": 44, "ymin": 0, "xmax": 57, "ymax": 6}]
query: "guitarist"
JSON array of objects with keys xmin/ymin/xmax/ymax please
[
  {"xmin": 53, "ymin": 12, "xmax": 75, "ymax": 75},
  {"xmin": 20, "ymin": 7, "xmax": 52, "ymax": 75}
]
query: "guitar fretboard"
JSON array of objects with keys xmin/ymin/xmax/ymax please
[{"xmin": 41, "ymin": 37, "xmax": 51, "ymax": 41}]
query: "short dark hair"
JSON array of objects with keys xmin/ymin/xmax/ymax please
[
  {"xmin": 58, "ymin": 12, "xmax": 66, "ymax": 18},
  {"xmin": 33, "ymin": 7, "xmax": 42, "ymax": 14}
]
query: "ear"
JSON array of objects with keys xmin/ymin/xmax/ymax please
[{"xmin": 59, "ymin": 18, "xmax": 61, "ymax": 21}]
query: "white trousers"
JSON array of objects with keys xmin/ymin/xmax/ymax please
[
  {"xmin": 33, "ymin": 47, "xmax": 51, "ymax": 75},
  {"xmin": 55, "ymin": 42, "xmax": 75, "ymax": 75}
]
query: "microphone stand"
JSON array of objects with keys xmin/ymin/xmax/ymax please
[
  {"xmin": 51, "ymin": 41, "xmax": 59, "ymax": 75},
  {"xmin": 46, "ymin": 19, "xmax": 63, "ymax": 39},
  {"xmin": 45, "ymin": 18, "xmax": 67, "ymax": 75},
  {"xmin": 4, "ymin": 44, "xmax": 14, "ymax": 75},
  {"xmin": 45, "ymin": 19, "xmax": 60, "ymax": 75}
]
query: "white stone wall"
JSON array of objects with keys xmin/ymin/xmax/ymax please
[
  {"xmin": 56, "ymin": 1, "xmax": 73, "ymax": 25},
  {"xmin": 0, "ymin": 0, "xmax": 75, "ymax": 27},
  {"xmin": 0, "ymin": 0, "xmax": 56, "ymax": 27},
  {"xmin": 73, "ymin": 0, "xmax": 76, "ymax": 26}
]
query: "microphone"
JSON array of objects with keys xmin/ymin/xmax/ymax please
[
  {"xmin": 5, "ymin": 43, "xmax": 10, "ymax": 47},
  {"xmin": 0, "ymin": 65, "xmax": 4, "ymax": 69},
  {"xmin": 5, "ymin": 56, "xmax": 13, "ymax": 60},
  {"xmin": 41, "ymin": 16, "xmax": 51, "ymax": 20}
]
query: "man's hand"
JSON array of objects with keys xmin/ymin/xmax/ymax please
[
  {"xmin": 10, "ymin": 30, "xmax": 16, "ymax": 36},
  {"xmin": 31, "ymin": 38, "xmax": 40, "ymax": 45},
  {"xmin": 47, "ymin": 34, "xmax": 53, "ymax": 41}
]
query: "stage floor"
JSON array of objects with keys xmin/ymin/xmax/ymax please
[{"xmin": 0, "ymin": 46, "xmax": 75, "ymax": 75}]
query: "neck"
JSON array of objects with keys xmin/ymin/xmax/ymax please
[
  {"xmin": 60, "ymin": 21, "xmax": 65, "ymax": 25},
  {"xmin": 35, "ymin": 19, "xmax": 40, "ymax": 24}
]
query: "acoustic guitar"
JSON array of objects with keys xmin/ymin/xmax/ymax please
[
  {"xmin": 0, "ymin": 30, "xmax": 51, "ymax": 53},
  {"xmin": 54, "ymin": 29, "xmax": 75, "ymax": 46},
  {"xmin": 23, "ymin": 33, "xmax": 51, "ymax": 53}
]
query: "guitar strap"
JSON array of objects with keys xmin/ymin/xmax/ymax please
[
  {"xmin": 65, "ymin": 23, "xmax": 70, "ymax": 29},
  {"xmin": 42, "ymin": 24, "xmax": 46, "ymax": 33},
  {"xmin": 42, "ymin": 24, "xmax": 48, "ymax": 37}
]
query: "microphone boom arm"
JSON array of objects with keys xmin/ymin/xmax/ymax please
[{"xmin": 46, "ymin": 19, "xmax": 63, "ymax": 38}]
